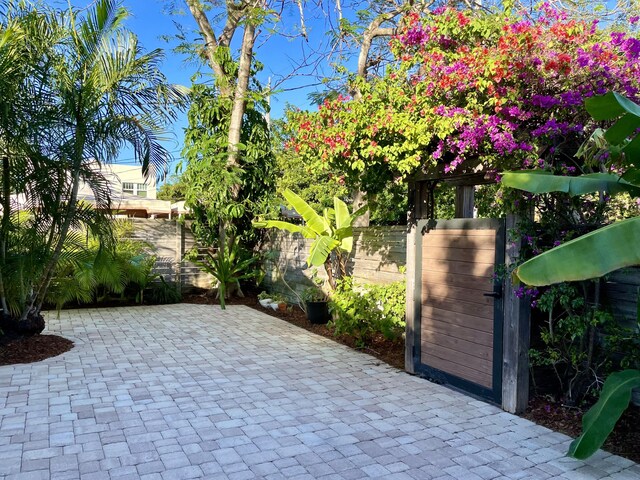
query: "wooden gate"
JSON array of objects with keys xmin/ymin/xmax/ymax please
[{"xmin": 409, "ymin": 218, "xmax": 505, "ymax": 403}]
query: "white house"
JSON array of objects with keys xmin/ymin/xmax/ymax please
[{"xmin": 78, "ymin": 162, "xmax": 173, "ymax": 218}]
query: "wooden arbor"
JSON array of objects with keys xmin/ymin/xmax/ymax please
[{"xmin": 404, "ymin": 173, "xmax": 531, "ymax": 414}]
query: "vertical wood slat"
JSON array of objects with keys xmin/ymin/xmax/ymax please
[
  {"xmin": 501, "ymin": 214, "xmax": 531, "ymax": 414},
  {"xmin": 455, "ymin": 186, "xmax": 475, "ymax": 218},
  {"xmin": 405, "ymin": 181, "xmax": 419, "ymax": 373}
]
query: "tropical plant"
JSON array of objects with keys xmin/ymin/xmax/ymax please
[
  {"xmin": 301, "ymin": 286, "xmax": 328, "ymax": 303},
  {"xmin": 329, "ymin": 277, "xmax": 406, "ymax": 347},
  {"xmin": 181, "ymin": 83, "xmax": 276, "ymax": 248},
  {"xmin": 253, "ymin": 189, "xmax": 367, "ymax": 289},
  {"xmin": 149, "ymin": 276, "xmax": 182, "ymax": 304},
  {"xmin": 502, "ymin": 92, "xmax": 640, "ymax": 459},
  {"xmin": 0, "ymin": 0, "xmax": 186, "ymax": 332},
  {"xmin": 188, "ymin": 237, "xmax": 261, "ymax": 309}
]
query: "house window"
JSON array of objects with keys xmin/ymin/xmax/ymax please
[
  {"xmin": 122, "ymin": 182, "xmax": 148, "ymax": 197},
  {"xmin": 136, "ymin": 183, "xmax": 147, "ymax": 198}
]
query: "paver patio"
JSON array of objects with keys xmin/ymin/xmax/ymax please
[{"xmin": 0, "ymin": 304, "xmax": 638, "ymax": 480}]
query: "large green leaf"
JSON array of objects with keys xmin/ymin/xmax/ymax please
[
  {"xmin": 501, "ymin": 171, "xmax": 640, "ymax": 197},
  {"xmin": 515, "ymin": 217, "xmax": 640, "ymax": 286},
  {"xmin": 603, "ymin": 113, "xmax": 640, "ymax": 144},
  {"xmin": 334, "ymin": 197, "xmax": 350, "ymax": 230},
  {"xmin": 283, "ymin": 189, "xmax": 330, "ymax": 235},
  {"xmin": 585, "ymin": 92, "xmax": 640, "ymax": 121},
  {"xmin": 334, "ymin": 226, "xmax": 354, "ymax": 252},
  {"xmin": 308, "ymin": 237, "xmax": 340, "ymax": 267},
  {"xmin": 568, "ymin": 369, "xmax": 640, "ymax": 459}
]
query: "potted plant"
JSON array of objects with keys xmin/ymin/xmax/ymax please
[
  {"xmin": 269, "ymin": 293, "xmax": 288, "ymax": 312},
  {"xmin": 302, "ymin": 286, "xmax": 329, "ymax": 324},
  {"xmin": 257, "ymin": 291, "xmax": 272, "ymax": 308}
]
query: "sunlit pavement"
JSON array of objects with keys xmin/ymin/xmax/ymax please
[{"xmin": 0, "ymin": 304, "xmax": 638, "ymax": 479}]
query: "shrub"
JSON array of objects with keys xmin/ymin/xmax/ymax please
[
  {"xmin": 149, "ymin": 277, "xmax": 182, "ymax": 304},
  {"xmin": 329, "ymin": 277, "xmax": 405, "ymax": 347}
]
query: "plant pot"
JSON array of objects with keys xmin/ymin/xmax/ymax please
[
  {"xmin": 277, "ymin": 302, "xmax": 287, "ymax": 312},
  {"xmin": 306, "ymin": 301, "xmax": 329, "ymax": 324},
  {"xmin": 258, "ymin": 298, "xmax": 272, "ymax": 308}
]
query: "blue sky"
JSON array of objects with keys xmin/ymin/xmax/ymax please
[{"xmin": 46, "ymin": 0, "xmax": 344, "ymax": 177}]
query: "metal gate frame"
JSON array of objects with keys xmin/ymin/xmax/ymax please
[{"xmin": 409, "ymin": 218, "xmax": 505, "ymax": 404}]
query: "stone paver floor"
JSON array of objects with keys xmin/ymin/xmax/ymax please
[{"xmin": 0, "ymin": 304, "xmax": 638, "ymax": 480}]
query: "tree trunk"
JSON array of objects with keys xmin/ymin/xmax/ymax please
[{"xmin": 227, "ymin": 22, "xmax": 256, "ymax": 169}]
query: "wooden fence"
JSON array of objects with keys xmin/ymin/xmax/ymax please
[
  {"xmin": 127, "ymin": 219, "xmax": 212, "ymax": 290},
  {"xmin": 261, "ymin": 226, "xmax": 406, "ymax": 300},
  {"xmin": 261, "ymin": 225, "xmax": 640, "ymax": 328},
  {"xmin": 603, "ymin": 268, "xmax": 640, "ymax": 329}
]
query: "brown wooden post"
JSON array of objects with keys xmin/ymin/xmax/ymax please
[
  {"xmin": 455, "ymin": 185, "xmax": 475, "ymax": 218},
  {"xmin": 405, "ymin": 181, "xmax": 418, "ymax": 373},
  {"xmin": 175, "ymin": 220, "xmax": 184, "ymax": 291},
  {"xmin": 502, "ymin": 214, "xmax": 531, "ymax": 413}
]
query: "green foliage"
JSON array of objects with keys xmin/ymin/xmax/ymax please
[
  {"xmin": 568, "ymin": 369, "xmax": 640, "ymax": 459},
  {"xmin": 182, "ymin": 82, "xmax": 276, "ymax": 247},
  {"xmin": 273, "ymin": 116, "xmax": 348, "ymax": 214},
  {"xmin": 188, "ymin": 237, "xmax": 261, "ymax": 309},
  {"xmin": 503, "ymin": 92, "xmax": 640, "ymax": 459},
  {"xmin": 529, "ymin": 283, "xmax": 626, "ymax": 403},
  {"xmin": 157, "ymin": 175, "xmax": 187, "ymax": 202},
  {"xmin": 45, "ymin": 222, "xmax": 163, "ymax": 310},
  {"xmin": 0, "ymin": 0, "xmax": 186, "ymax": 325},
  {"xmin": 301, "ymin": 285, "xmax": 327, "ymax": 302},
  {"xmin": 253, "ymin": 189, "xmax": 367, "ymax": 287},
  {"xmin": 503, "ymin": 93, "xmax": 640, "ymax": 286},
  {"xmin": 149, "ymin": 276, "xmax": 182, "ymax": 304},
  {"xmin": 329, "ymin": 277, "xmax": 405, "ymax": 348}
]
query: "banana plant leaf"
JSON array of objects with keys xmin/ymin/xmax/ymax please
[
  {"xmin": 308, "ymin": 237, "xmax": 340, "ymax": 267},
  {"xmin": 586, "ymin": 92, "xmax": 640, "ymax": 160},
  {"xmin": 501, "ymin": 171, "xmax": 640, "ymax": 197},
  {"xmin": 283, "ymin": 188, "xmax": 330, "ymax": 235},
  {"xmin": 334, "ymin": 197, "xmax": 350, "ymax": 230},
  {"xmin": 586, "ymin": 91, "xmax": 640, "ymax": 121},
  {"xmin": 515, "ymin": 217, "xmax": 640, "ymax": 286},
  {"xmin": 568, "ymin": 369, "xmax": 640, "ymax": 459}
]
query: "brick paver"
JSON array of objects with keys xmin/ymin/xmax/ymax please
[{"xmin": 0, "ymin": 304, "xmax": 637, "ymax": 479}]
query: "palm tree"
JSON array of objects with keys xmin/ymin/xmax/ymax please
[{"xmin": 0, "ymin": 0, "xmax": 187, "ymax": 331}]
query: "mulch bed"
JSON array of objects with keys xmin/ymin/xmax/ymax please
[
  {"xmin": 524, "ymin": 396, "xmax": 640, "ymax": 463},
  {"xmin": 0, "ymin": 292, "xmax": 637, "ymax": 464},
  {"xmin": 0, "ymin": 334, "xmax": 74, "ymax": 366}
]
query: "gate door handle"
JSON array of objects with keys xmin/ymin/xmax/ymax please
[{"xmin": 483, "ymin": 291, "xmax": 502, "ymax": 299}]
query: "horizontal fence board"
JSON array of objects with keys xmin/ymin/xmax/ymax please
[
  {"xmin": 423, "ymin": 247, "xmax": 496, "ymax": 264},
  {"xmin": 422, "ymin": 325, "xmax": 493, "ymax": 357},
  {"xmin": 261, "ymin": 228, "xmax": 407, "ymax": 300},
  {"xmin": 421, "ymin": 307, "xmax": 493, "ymax": 333},
  {"xmin": 423, "ymin": 294, "xmax": 494, "ymax": 318},
  {"xmin": 422, "ymin": 271, "xmax": 493, "ymax": 292},
  {"xmin": 423, "ymin": 318, "xmax": 494, "ymax": 347},
  {"xmin": 422, "ymin": 258, "xmax": 495, "ymax": 277},
  {"xmin": 427, "ymin": 228, "xmax": 497, "ymax": 237},
  {"xmin": 423, "ymin": 283, "xmax": 494, "ymax": 306},
  {"xmin": 421, "ymin": 343, "xmax": 493, "ymax": 387}
]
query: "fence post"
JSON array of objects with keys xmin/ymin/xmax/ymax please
[
  {"xmin": 405, "ymin": 181, "xmax": 418, "ymax": 373},
  {"xmin": 502, "ymin": 214, "xmax": 531, "ymax": 413},
  {"xmin": 175, "ymin": 220, "xmax": 184, "ymax": 290}
]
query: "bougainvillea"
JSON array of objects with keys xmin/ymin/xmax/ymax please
[{"xmin": 287, "ymin": 5, "xmax": 640, "ymax": 193}]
